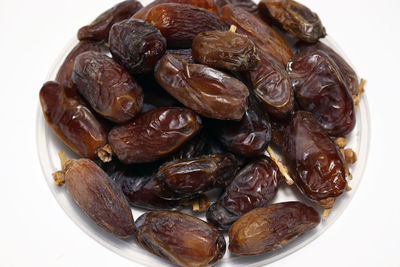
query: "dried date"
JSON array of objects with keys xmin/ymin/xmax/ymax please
[
  {"xmin": 72, "ymin": 51, "xmax": 143, "ymax": 123},
  {"xmin": 109, "ymin": 19, "xmax": 166, "ymax": 74},
  {"xmin": 108, "ymin": 107, "xmax": 202, "ymax": 164},
  {"xmin": 78, "ymin": 0, "xmax": 143, "ymax": 42},
  {"xmin": 135, "ymin": 210, "xmax": 226, "ymax": 267},
  {"xmin": 155, "ymin": 54, "xmax": 249, "ymax": 120},
  {"xmin": 229, "ymin": 201, "xmax": 320, "ymax": 255},
  {"xmin": 192, "ymin": 30, "xmax": 260, "ymax": 71}
]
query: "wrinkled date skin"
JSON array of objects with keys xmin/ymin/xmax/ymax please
[
  {"xmin": 192, "ymin": 30, "xmax": 260, "ymax": 71},
  {"xmin": 214, "ymin": 97, "xmax": 271, "ymax": 157},
  {"xmin": 135, "ymin": 210, "xmax": 226, "ymax": 267},
  {"xmin": 207, "ymin": 157, "xmax": 281, "ymax": 230},
  {"xmin": 245, "ymin": 50, "xmax": 294, "ymax": 117},
  {"xmin": 295, "ymin": 41, "xmax": 359, "ymax": 95},
  {"xmin": 285, "ymin": 111, "xmax": 347, "ymax": 208},
  {"xmin": 258, "ymin": 0, "xmax": 326, "ymax": 43},
  {"xmin": 60, "ymin": 158, "xmax": 135, "ymax": 238},
  {"xmin": 166, "ymin": 49, "xmax": 194, "ymax": 63},
  {"xmin": 78, "ymin": 0, "xmax": 143, "ymax": 41},
  {"xmin": 216, "ymin": 0, "xmax": 259, "ymax": 15},
  {"xmin": 229, "ymin": 202, "xmax": 320, "ymax": 255},
  {"xmin": 56, "ymin": 41, "xmax": 106, "ymax": 89},
  {"xmin": 220, "ymin": 4, "xmax": 292, "ymax": 67},
  {"xmin": 288, "ymin": 50, "xmax": 356, "ymax": 136},
  {"xmin": 155, "ymin": 54, "xmax": 249, "ymax": 120},
  {"xmin": 109, "ymin": 19, "xmax": 166, "ymax": 74},
  {"xmin": 157, "ymin": 153, "xmax": 239, "ymax": 200},
  {"xmin": 39, "ymin": 81, "xmax": 107, "ymax": 159},
  {"xmin": 72, "ymin": 51, "xmax": 144, "ymax": 123},
  {"xmin": 108, "ymin": 107, "xmax": 202, "ymax": 164},
  {"xmin": 144, "ymin": 3, "xmax": 228, "ymax": 48}
]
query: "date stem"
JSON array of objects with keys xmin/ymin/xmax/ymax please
[
  {"xmin": 52, "ymin": 150, "xmax": 67, "ymax": 186},
  {"xmin": 267, "ymin": 146, "xmax": 294, "ymax": 185},
  {"xmin": 97, "ymin": 144, "xmax": 113, "ymax": 162}
]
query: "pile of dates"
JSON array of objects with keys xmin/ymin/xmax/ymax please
[{"xmin": 40, "ymin": 0, "xmax": 363, "ymax": 266}]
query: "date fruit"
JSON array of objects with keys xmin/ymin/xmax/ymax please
[
  {"xmin": 229, "ymin": 201, "xmax": 320, "ymax": 255},
  {"xmin": 54, "ymin": 156, "xmax": 135, "ymax": 238},
  {"xmin": 192, "ymin": 30, "xmax": 260, "ymax": 71},
  {"xmin": 157, "ymin": 153, "xmax": 239, "ymax": 200},
  {"xmin": 78, "ymin": 0, "xmax": 143, "ymax": 42},
  {"xmin": 258, "ymin": 0, "xmax": 326, "ymax": 43},
  {"xmin": 155, "ymin": 54, "xmax": 249, "ymax": 120},
  {"xmin": 108, "ymin": 107, "xmax": 202, "ymax": 164},
  {"xmin": 288, "ymin": 50, "xmax": 355, "ymax": 136},
  {"xmin": 109, "ymin": 19, "xmax": 166, "ymax": 74},
  {"xmin": 72, "ymin": 51, "xmax": 144, "ymax": 123},
  {"xmin": 135, "ymin": 210, "xmax": 226, "ymax": 267},
  {"xmin": 144, "ymin": 3, "xmax": 228, "ymax": 48},
  {"xmin": 207, "ymin": 157, "xmax": 281, "ymax": 230},
  {"xmin": 39, "ymin": 81, "xmax": 110, "ymax": 161}
]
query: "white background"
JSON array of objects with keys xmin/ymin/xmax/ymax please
[{"xmin": 1, "ymin": 0, "xmax": 399, "ymax": 266}]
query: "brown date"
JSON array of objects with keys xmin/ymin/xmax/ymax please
[
  {"xmin": 78, "ymin": 0, "xmax": 143, "ymax": 42},
  {"xmin": 155, "ymin": 54, "xmax": 249, "ymax": 120},
  {"xmin": 157, "ymin": 153, "xmax": 239, "ymax": 200},
  {"xmin": 220, "ymin": 4, "xmax": 292, "ymax": 67},
  {"xmin": 214, "ymin": 96, "xmax": 271, "ymax": 157},
  {"xmin": 245, "ymin": 50, "xmax": 294, "ymax": 117},
  {"xmin": 56, "ymin": 41, "xmax": 106, "ymax": 90},
  {"xmin": 39, "ymin": 81, "xmax": 110, "ymax": 161},
  {"xmin": 216, "ymin": 0, "xmax": 259, "ymax": 15},
  {"xmin": 192, "ymin": 30, "xmax": 260, "ymax": 71},
  {"xmin": 288, "ymin": 50, "xmax": 355, "ymax": 136},
  {"xmin": 108, "ymin": 107, "xmax": 202, "ymax": 164},
  {"xmin": 135, "ymin": 210, "xmax": 226, "ymax": 267},
  {"xmin": 283, "ymin": 111, "xmax": 348, "ymax": 208},
  {"xmin": 144, "ymin": 3, "xmax": 228, "ymax": 48},
  {"xmin": 109, "ymin": 19, "xmax": 166, "ymax": 74},
  {"xmin": 295, "ymin": 41, "xmax": 359, "ymax": 95},
  {"xmin": 206, "ymin": 157, "xmax": 281, "ymax": 230},
  {"xmin": 229, "ymin": 201, "xmax": 320, "ymax": 255},
  {"xmin": 259, "ymin": 0, "xmax": 326, "ymax": 43},
  {"xmin": 72, "ymin": 51, "xmax": 144, "ymax": 123},
  {"xmin": 54, "ymin": 157, "xmax": 135, "ymax": 238}
]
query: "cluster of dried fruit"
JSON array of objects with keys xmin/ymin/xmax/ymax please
[{"xmin": 40, "ymin": 0, "xmax": 364, "ymax": 266}]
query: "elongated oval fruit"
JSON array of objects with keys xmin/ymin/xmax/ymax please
[
  {"xmin": 39, "ymin": 81, "xmax": 111, "ymax": 161},
  {"xmin": 206, "ymin": 157, "xmax": 281, "ymax": 230},
  {"xmin": 108, "ymin": 107, "xmax": 202, "ymax": 164},
  {"xmin": 78, "ymin": 0, "xmax": 143, "ymax": 41},
  {"xmin": 135, "ymin": 210, "xmax": 226, "ymax": 267},
  {"xmin": 155, "ymin": 54, "xmax": 249, "ymax": 120},
  {"xmin": 229, "ymin": 201, "xmax": 320, "ymax": 255},
  {"xmin": 72, "ymin": 51, "xmax": 144, "ymax": 123},
  {"xmin": 53, "ymin": 156, "xmax": 135, "ymax": 238}
]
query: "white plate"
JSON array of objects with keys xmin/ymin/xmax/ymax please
[{"xmin": 36, "ymin": 23, "xmax": 370, "ymax": 267}]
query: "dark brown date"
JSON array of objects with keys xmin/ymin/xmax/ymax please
[
  {"xmin": 192, "ymin": 30, "xmax": 260, "ymax": 71},
  {"xmin": 229, "ymin": 202, "xmax": 320, "ymax": 255},
  {"xmin": 39, "ymin": 81, "xmax": 109, "ymax": 160},
  {"xmin": 133, "ymin": 0, "xmax": 218, "ymax": 20},
  {"xmin": 135, "ymin": 210, "xmax": 226, "ymax": 267},
  {"xmin": 284, "ymin": 111, "xmax": 347, "ymax": 208},
  {"xmin": 157, "ymin": 153, "xmax": 239, "ymax": 200},
  {"xmin": 108, "ymin": 107, "xmax": 202, "ymax": 164},
  {"xmin": 259, "ymin": 0, "xmax": 326, "ymax": 43},
  {"xmin": 72, "ymin": 51, "xmax": 143, "ymax": 123},
  {"xmin": 216, "ymin": 0, "xmax": 259, "ymax": 15},
  {"xmin": 214, "ymin": 97, "xmax": 271, "ymax": 157},
  {"xmin": 206, "ymin": 157, "xmax": 281, "ymax": 230},
  {"xmin": 109, "ymin": 19, "xmax": 166, "ymax": 74},
  {"xmin": 78, "ymin": 0, "xmax": 143, "ymax": 41},
  {"xmin": 295, "ymin": 41, "xmax": 359, "ymax": 95},
  {"xmin": 220, "ymin": 4, "xmax": 292, "ymax": 67},
  {"xmin": 56, "ymin": 41, "xmax": 106, "ymax": 89},
  {"xmin": 288, "ymin": 50, "xmax": 355, "ymax": 136},
  {"xmin": 155, "ymin": 54, "xmax": 249, "ymax": 120},
  {"xmin": 144, "ymin": 3, "xmax": 228, "ymax": 48},
  {"xmin": 245, "ymin": 50, "xmax": 294, "ymax": 117},
  {"xmin": 54, "ymin": 158, "xmax": 135, "ymax": 238}
]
